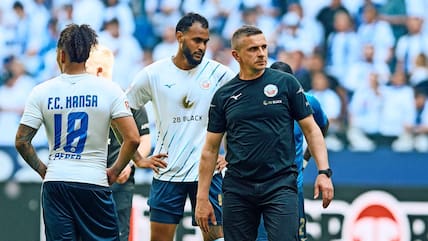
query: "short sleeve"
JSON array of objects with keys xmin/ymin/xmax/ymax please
[
  {"xmin": 207, "ymin": 91, "xmax": 226, "ymax": 133},
  {"xmin": 111, "ymin": 84, "xmax": 133, "ymax": 119},
  {"xmin": 20, "ymin": 88, "xmax": 43, "ymax": 129},
  {"xmin": 286, "ymin": 74, "xmax": 313, "ymax": 121},
  {"xmin": 126, "ymin": 68, "xmax": 152, "ymax": 109},
  {"xmin": 133, "ymin": 106, "xmax": 150, "ymax": 135}
]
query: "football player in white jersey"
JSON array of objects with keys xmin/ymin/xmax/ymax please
[
  {"xmin": 126, "ymin": 12, "xmax": 236, "ymax": 241},
  {"xmin": 86, "ymin": 44, "xmax": 167, "ymax": 241},
  {"xmin": 15, "ymin": 24, "xmax": 140, "ymax": 241}
]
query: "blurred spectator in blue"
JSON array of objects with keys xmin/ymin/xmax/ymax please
[
  {"xmin": 310, "ymin": 71, "xmax": 344, "ymax": 151},
  {"xmin": 306, "ymin": 51, "xmax": 349, "ymax": 122},
  {"xmin": 72, "ymin": 0, "xmax": 105, "ymax": 32},
  {"xmin": 152, "ymin": 25, "xmax": 177, "ymax": 61},
  {"xmin": 316, "ymin": 0, "xmax": 350, "ymax": 47},
  {"xmin": 395, "ymin": 15, "xmax": 428, "ymax": 76},
  {"xmin": 98, "ymin": 17, "xmax": 143, "ymax": 89},
  {"xmin": 408, "ymin": 88, "xmax": 428, "ymax": 152},
  {"xmin": 222, "ymin": 5, "xmax": 277, "ymax": 43},
  {"xmin": 276, "ymin": 48, "xmax": 312, "ymax": 92},
  {"xmin": 379, "ymin": 70, "xmax": 415, "ymax": 150},
  {"xmin": 345, "ymin": 44, "xmax": 390, "ymax": 95},
  {"xmin": 325, "ymin": 11, "xmax": 360, "ymax": 90},
  {"xmin": 270, "ymin": 11, "xmax": 316, "ymax": 57},
  {"xmin": 144, "ymin": 0, "xmax": 181, "ymax": 41},
  {"xmin": 357, "ymin": 3, "xmax": 395, "ymax": 64},
  {"xmin": 54, "ymin": 3, "xmax": 73, "ymax": 31},
  {"xmin": 103, "ymin": 0, "xmax": 135, "ymax": 35},
  {"xmin": 347, "ymin": 73, "xmax": 381, "ymax": 151},
  {"xmin": 181, "ymin": 0, "xmax": 238, "ymax": 35},
  {"xmin": 409, "ymin": 53, "xmax": 428, "ymax": 87},
  {"xmin": 0, "ymin": 56, "xmax": 35, "ymax": 146},
  {"xmin": 288, "ymin": 2, "xmax": 325, "ymax": 52},
  {"xmin": 405, "ymin": 0, "xmax": 428, "ymax": 35}
]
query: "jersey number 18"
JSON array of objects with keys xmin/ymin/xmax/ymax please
[{"xmin": 53, "ymin": 112, "xmax": 88, "ymax": 154}]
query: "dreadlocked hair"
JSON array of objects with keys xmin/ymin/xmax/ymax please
[{"xmin": 57, "ymin": 24, "xmax": 98, "ymax": 63}]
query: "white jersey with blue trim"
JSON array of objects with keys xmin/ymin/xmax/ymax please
[
  {"xmin": 126, "ymin": 57, "xmax": 236, "ymax": 182},
  {"xmin": 20, "ymin": 73, "xmax": 132, "ymax": 186}
]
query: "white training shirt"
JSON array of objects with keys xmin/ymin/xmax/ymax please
[
  {"xmin": 20, "ymin": 73, "xmax": 132, "ymax": 186},
  {"xmin": 126, "ymin": 57, "xmax": 236, "ymax": 182}
]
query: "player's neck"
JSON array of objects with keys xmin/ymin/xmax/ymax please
[
  {"xmin": 62, "ymin": 63, "xmax": 87, "ymax": 75},
  {"xmin": 239, "ymin": 67, "xmax": 265, "ymax": 81},
  {"xmin": 172, "ymin": 55, "xmax": 197, "ymax": 71}
]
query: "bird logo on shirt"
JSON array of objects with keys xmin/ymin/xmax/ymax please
[{"xmin": 182, "ymin": 96, "xmax": 195, "ymax": 109}]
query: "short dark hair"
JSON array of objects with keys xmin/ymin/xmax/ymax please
[
  {"xmin": 176, "ymin": 12, "xmax": 209, "ymax": 33},
  {"xmin": 231, "ymin": 25, "xmax": 263, "ymax": 50},
  {"xmin": 271, "ymin": 61, "xmax": 294, "ymax": 75},
  {"xmin": 13, "ymin": 1, "xmax": 24, "ymax": 10},
  {"xmin": 57, "ymin": 24, "xmax": 98, "ymax": 63}
]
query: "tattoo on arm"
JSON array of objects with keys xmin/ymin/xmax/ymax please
[{"xmin": 15, "ymin": 125, "xmax": 46, "ymax": 177}]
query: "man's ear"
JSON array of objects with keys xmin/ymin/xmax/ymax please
[
  {"xmin": 96, "ymin": 67, "xmax": 103, "ymax": 77},
  {"xmin": 231, "ymin": 50, "xmax": 240, "ymax": 62},
  {"xmin": 60, "ymin": 50, "xmax": 66, "ymax": 63},
  {"xmin": 176, "ymin": 31, "xmax": 184, "ymax": 44}
]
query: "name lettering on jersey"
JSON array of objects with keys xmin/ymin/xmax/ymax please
[
  {"xmin": 263, "ymin": 99, "xmax": 283, "ymax": 105},
  {"xmin": 47, "ymin": 95, "xmax": 98, "ymax": 110},
  {"xmin": 172, "ymin": 115, "xmax": 203, "ymax": 123},
  {"xmin": 50, "ymin": 152, "xmax": 82, "ymax": 160}
]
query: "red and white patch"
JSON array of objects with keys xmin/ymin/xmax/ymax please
[
  {"xmin": 264, "ymin": 84, "xmax": 278, "ymax": 97},
  {"xmin": 200, "ymin": 80, "xmax": 211, "ymax": 89}
]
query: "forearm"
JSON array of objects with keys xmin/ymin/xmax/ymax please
[
  {"xmin": 15, "ymin": 125, "xmax": 46, "ymax": 178},
  {"xmin": 305, "ymin": 128, "xmax": 329, "ymax": 170},
  {"xmin": 197, "ymin": 149, "xmax": 218, "ymax": 200},
  {"xmin": 304, "ymin": 122, "xmax": 329, "ymax": 161},
  {"xmin": 137, "ymin": 134, "xmax": 151, "ymax": 158},
  {"xmin": 110, "ymin": 138, "xmax": 140, "ymax": 175}
]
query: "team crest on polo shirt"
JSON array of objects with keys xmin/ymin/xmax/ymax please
[
  {"xmin": 200, "ymin": 79, "xmax": 211, "ymax": 89},
  {"xmin": 264, "ymin": 84, "xmax": 278, "ymax": 97}
]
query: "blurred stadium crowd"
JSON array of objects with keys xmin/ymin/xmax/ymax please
[{"xmin": 1, "ymin": 0, "xmax": 428, "ymax": 153}]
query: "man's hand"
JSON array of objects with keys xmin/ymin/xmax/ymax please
[
  {"xmin": 216, "ymin": 155, "xmax": 227, "ymax": 172},
  {"xmin": 314, "ymin": 175, "xmax": 334, "ymax": 208},
  {"xmin": 107, "ymin": 167, "xmax": 120, "ymax": 185},
  {"xmin": 195, "ymin": 198, "xmax": 217, "ymax": 233},
  {"xmin": 134, "ymin": 153, "xmax": 168, "ymax": 174},
  {"xmin": 116, "ymin": 164, "xmax": 132, "ymax": 184}
]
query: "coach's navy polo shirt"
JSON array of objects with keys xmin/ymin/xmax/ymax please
[{"xmin": 208, "ymin": 68, "xmax": 312, "ymax": 185}]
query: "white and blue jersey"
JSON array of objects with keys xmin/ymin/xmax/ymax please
[
  {"xmin": 294, "ymin": 92, "xmax": 328, "ymax": 188},
  {"xmin": 20, "ymin": 73, "xmax": 132, "ymax": 187},
  {"xmin": 126, "ymin": 57, "xmax": 236, "ymax": 182}
]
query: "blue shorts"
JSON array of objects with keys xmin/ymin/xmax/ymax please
[
  {"xmin": 42, "ymin": 181, "xmax": 119, "ymax": 241},
  {"xmin": 148, "ymin": 173, "xmax": 223, "ymax": 226}
]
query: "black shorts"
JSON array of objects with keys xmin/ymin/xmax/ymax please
[{"xmin": 222, "ymin": 175, "xmax": 298, "ymax": 241}]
